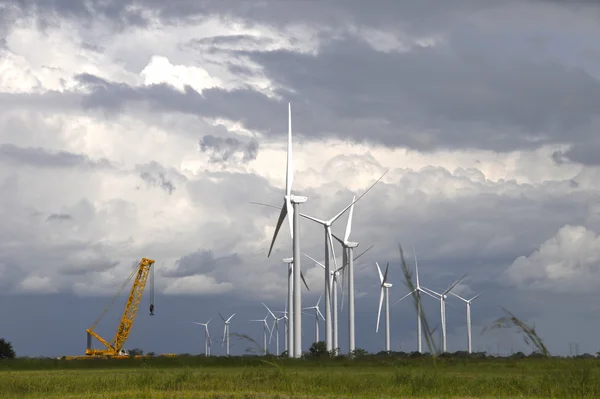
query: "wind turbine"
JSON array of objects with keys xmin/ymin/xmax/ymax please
[
  {"xmin": 296, "ymin": 173, "xmax": 388, "ymax": 352},
  {"xmin": 303, "ymin": 293, "xmax": 325, "ymax": 343},
  {"xmin": 250, "ymin": 314, "xmax": 272, "ymax": 355},
  {"xmin": 192, "ymin": 317, "xmax": 212, "ymax": 356},
  {"xmin": 275, "ymin": 304, "xmax": 289, "ymax": 353},
  {"xmin": 375, "ymin": 262, "xmax": 393, "ymax": 352},
  {"xmin": 331, "ymin": 195, "xmax": 373, "ymax": 355},
  {"xmin": 392, "ymin": 247, "xmax": 437, "ymax": 353},
  {"xmin": 263, "ymin": 103, "xmax": 307, "ymax": 359},
  {"xmin": 421, "ymin": 273, "xmax": 467, "ymax": 353},
  {"xmin": 282, "ymin": 257, "xmax": 310, "ymax": 358},
  {"xmin": 450, "ymin": 291, "xmax": 484, "ymax": 354},
  {"xmin": 263, "ymin": 303, "xmax": 284, "ymax": 356},
  {"xmin": 302, "ymin": 253, "xmax": 343, "ymax": 354},
  {"xmin": 218, "ymin": 312, "xmax": 235, "ymax": 356}
]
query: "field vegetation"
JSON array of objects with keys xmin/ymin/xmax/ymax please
[{"xmin": 2, "ymin": 352, "xmax": 600, "ymax": 398}]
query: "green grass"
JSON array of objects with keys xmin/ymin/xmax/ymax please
[{"xmin": 2, "ymin": 356, "xmax": 600, "ymax": 398}]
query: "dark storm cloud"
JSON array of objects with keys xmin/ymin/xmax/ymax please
[
  {"xmin": 74, "ymin": 25, "xmax": 600, "ymax": 157},
  {"xmin": 242, "ymin": 37, "xmax": 600, "ymax": 153},
  {"xmin": 0, "ymin": 143, "xmax": 114, "ymax": 169},
  {"xmin": 199, "ymin": 134, "xmax": 259, "ymax": 164},
  {"xmin": 0, "ymin": 0, "xmax": 483, "ymax": 32},
  {"xmin": 164, "ymin": 249, "xmax": 242, "ymax": 278},
  {"xmin": 136, "ymin": 161, "xmax": 185, "ymax": 195},
  {"xmin": 75, "ymin": 73, "xmax": 287, "ymax": 135}
]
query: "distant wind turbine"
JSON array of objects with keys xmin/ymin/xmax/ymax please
[
  {"xmin": 250, "ymin": 314, "xmax": 272, "ymax": 355},
  {"xmin": 218, "ymin": 312, "xmax": 235, "ymax": 356},
  {"xmin": 375, "ymin": 262, "xmax": 393, "ymax": 352},
  {"xmin": 192, "ymin": 317, "xmax": 212, "ymax": 356},
  {"xmin": 450, "ymin": 291, "xmax": 484, "ymax": 354}
]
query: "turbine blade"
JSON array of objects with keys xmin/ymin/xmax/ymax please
[
  {"xmin": 286, "ymin": 102, "xmax": 293, "ymax": 198},
  {"xmin": 227, "ymin": 313, "xmax": 236, "ymax": 322},
  {"xmin": 383, "ymin": 262, "xmax": 390, "ymax": 284},
  {"xmin": 413, "ymin": 244, "xmax": 420, "ymax": 288},
  {"xmin": 376, "ymin": 262, "xmax": 384, "ymax": 284},
  {"xmin": 303, "ymin": 252, "xmax": 325, "ymax": 268},
  {"xmin": 419, "ymin": 287, "xmax": 438, "ymax": 300},
  {"xmin": 218, "ymin": 312, "xmax": 226, "ymax": 322},
  {"xmin": 470, "ymin": 291, "xmax": 485, "ymax": 302},
  {"xmin": 331, "ymin": 232, "xmax": 345, "ymax": 245},
  {"xmin": 443, "ymin": 273, "xmax": 468, "ymax": 295},
  {"xmin": 299, "ymin": 213, "xmax": 327, "ymax": 225},
  {"xmin": 262, "ymin": 302, "xmax": 276, "ymax": 319},
  {"xmin": 316, "ymin": 307, "xmax": 325, "ymax": 321},
  {"xmin": 300, "ymin": 270, "xmax": 310, "ymax": 291},
  {"xmin": 327, "ymin": 229, "xmax": 339, "ymax": 283},
  {"xmin": 328, "ymin": 169, "xmax": 389, "ymax": 223},
  {"xmin": 344, "ymin": 195, "xmax": 356, "ymax": 242},
  {"xmin": 269, "ymin": 319, "xmax": 276, "ymax": 344},
  {"xmin": 353, "ymin": 244, "xmax": 374, "ymax": 262},
  {"xmin": 450, "ymin": 291, "xmax": 468, "ymax": 302},
  {"xmin": 421, "ymin": 286, "xmax": 441, "ymax": 297},
  {"xmin": 249, "ymin": 202, "xmax": 280, "ymax": 210},
  {"xmin": 267, "ymin": 202, "xmax": 288, "ymax": 258},
  {"xmin": 376, "ymin": 287, "xmax": 384, "ymax": 333},
  {"xmin": 391, "ymin": 289, "xmax": 416, "ymax": 308}
]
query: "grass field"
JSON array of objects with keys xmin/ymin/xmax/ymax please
[{"xmin": 1, "ymin": 355, "xmax": 600, "ymax": 398}]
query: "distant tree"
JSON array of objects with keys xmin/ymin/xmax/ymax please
[
  {"xmin": 280, "ymin": 350, "xmax": 288, "ymax": 357},
  {"xmin": 146, "ymin": 352, "xmax": 156, "ymax": 357},
  {"xmin": 308, "ymin": 341, "xmax": 328, "ymax": 357},
  {"xmin": 350, "ymin": 348, "xmax": 368, "ymax": 357},
  {"xmin": 128, "ymin": 348, "xmax": 144, "ymax": 357},
  {"xmin": 0, "ymin": 338, "xmax": 16, "ymax": 359}
]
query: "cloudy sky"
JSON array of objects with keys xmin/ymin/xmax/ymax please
[{"xmin": 1, "ymin": 0, "xmax": 600, "ymax": 358}]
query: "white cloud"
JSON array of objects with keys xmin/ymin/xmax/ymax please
[
  {"xmin": 140, "ymin": 55, "xmax": 220, "ymax": 93},
  {"xmin": 505, "ymin": 225, "xmax": 600, "ymax": 293}
]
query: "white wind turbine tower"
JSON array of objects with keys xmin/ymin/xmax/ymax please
[
  {"xmin": 303, "ymin": 293, "xmax": 325, "ymax": 343},
  {"xmin": 218, "ymin": 312, "xmax": 235, "ymax": 356},
  {"xmin": 450, "ymin": 291, "xmax": 484, "ymax": 354},
  {"xmin": 392, "ymin": 247, "xmax": 437, "ymax": 353},
  {"xmin": 250, "ymin": 314, "xmax": 272, "ymax": 355},
  {"xmin": 281, "ymin": 257, "xmax": 310, "ymax": 358},
  {"xmin": 331, "ymin": 195, "xmax": 359, "ymax": 355},
  {"xmin": 263, "ymin": 303, "xmax": 284, "ymax": 356},
  {"xmin": 298, "ymin": 173, "xmax": 388, "ymax": 352},
  {"xmin": 375, "ymin": 262, "xmax": 393, "ymax": 352},
  {"xmin": 421, "ymin": 273, "xmax": 467, "ymax": 353},
  {"xmin": 192, "ymin": 317, "xmax": 212, "ymax": 356},
  {"xmin": 262, "ymin": 103, "xmax": 307, "ymax": 359}
]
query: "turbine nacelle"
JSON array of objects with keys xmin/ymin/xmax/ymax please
[
  {"xmin": 290, "ymin": 195, "xmax": 308, "ymax": 204},
  {"xmin": 346, "ymin": 241, "xmax": 359, "ymax": 248},
  {"xmin": 283, "ymin": 257, "xmax": 293, "ymax": 264}
]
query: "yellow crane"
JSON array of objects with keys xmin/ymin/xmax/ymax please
[{"xmin": 65, "ymin": 257, "xmax": 155, "ymax": 359}]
